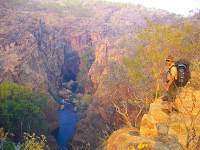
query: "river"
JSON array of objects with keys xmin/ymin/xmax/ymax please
[{"xmin": 55, "ymin": 102, "xmax": 77, "ymax": 150}]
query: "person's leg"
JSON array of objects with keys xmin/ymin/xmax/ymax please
[
  {"xmin": 167, "ymin": 84, "xmax": 178, "ymax": 112},
  {"xmin": 170, "ymin": 86, "xmax": 179, "ymax": 112},
  {"xmin": 161, "ymin": 92, "xmax": 171, "ymax": 114}
]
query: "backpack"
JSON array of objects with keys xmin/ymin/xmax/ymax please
[{"xmin": 169, "ymin": 60, "xmax": 191, "ymax": 87}]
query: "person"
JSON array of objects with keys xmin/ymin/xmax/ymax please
[{"xmin": 161, "ymin": 55, "xmax": 178, "ymax": 113}]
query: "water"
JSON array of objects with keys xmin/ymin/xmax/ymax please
[{"xmin": 56, "ymin": 102, "xmax": 77, "ymax": 150}]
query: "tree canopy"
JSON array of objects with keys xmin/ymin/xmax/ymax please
[{"xmin": 0, "ymin": 81, "xmax": 49, "ymax": 141}]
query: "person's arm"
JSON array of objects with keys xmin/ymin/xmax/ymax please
[
  {"xmin": 165, "ymin": 66, "xmax": 177, "ymax": 91},
  {"xmin": 165, "ymin": 78, "xmax": 174, "ymax": 91}
]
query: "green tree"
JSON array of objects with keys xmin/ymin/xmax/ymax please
[{"xmin": 0, "ymin": 81, "xmax": 49, "ymax": 141}]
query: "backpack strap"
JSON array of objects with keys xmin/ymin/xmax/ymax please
[{"xmin": 168, "ymin": 64, "xmax": 176, "ymax": 75}]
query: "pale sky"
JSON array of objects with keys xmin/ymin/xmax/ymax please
[{"xmin": 104, "ymin": 0, "xmax": 200, "ymax": 16}]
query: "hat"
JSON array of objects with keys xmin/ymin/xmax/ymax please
[{"xmin": 165, "ymin": 55, "xmax": 174, "ymax": 62}]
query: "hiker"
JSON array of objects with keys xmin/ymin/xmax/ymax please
[
  {"xmin": 162, "ymin": 55, "xmax": 178, "ymax": 113},
  {"xmin": 161, "ymin": 55, "xmax": 191, "ymax": 113}
]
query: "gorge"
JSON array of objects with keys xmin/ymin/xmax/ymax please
[{"xmin": 0, "ymin": 0, "xmax": 200, "ymax": 150}]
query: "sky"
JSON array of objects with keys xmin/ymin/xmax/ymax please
[{"xmin": 104, "ymin": 0, "xmax": 200, "ymax": 16}]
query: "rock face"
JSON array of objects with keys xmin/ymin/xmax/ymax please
[
  {"xmin": 0, "ymin": 1, "xmax": 180, "ymax": 92},
  {"xmin": 105, "ymin": 128, "xmax": 183, "ymax": 150},
  {"xmin": 0, "ymin": 17, "xmax": 80, "ymax": 90},
  {"xmin": 0, "ymin": 1, "xmax": 99, "ymax": 91},
  {"xmin": 88, "ymin": 42, "xmax": 108, "ymax": 89},
  {"xmin": 105, "ymin": 73, "xmax": 200, "ymax": 150}
]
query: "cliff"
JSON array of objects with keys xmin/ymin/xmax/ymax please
[{"xmin": 0, "ymin": 0, "xmax": 181, "ymax": 93}]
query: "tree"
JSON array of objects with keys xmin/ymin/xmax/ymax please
[
  {"xmin": 0, "ymin": 81, "xmax": 49, "ymax": 142},
  {"xmin": 124, "ymin": 21, "xmax": 200, "ymax": 99}
]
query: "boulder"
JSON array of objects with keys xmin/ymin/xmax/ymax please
[
  {"xmin": 140, "ymin": 114, "xmax": 158, "ymax": 138},
  {"xmin": 140, "ymin": 99, "xmax": 169, "ymax": 138},
  {"xmin": 58, "ymin": 88, "xmax": 72, "ymax": 99},
  {"xmin": 168, "ymin": 122, "xmax": 187, "ymax": 147},
  {"xmin": 105, "ymin": 128, "xmax": 183, "ymax": 150}
]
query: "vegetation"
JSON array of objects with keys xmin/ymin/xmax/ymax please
[
  {"xmin": 124, "ymin": 21, "xmax": 200, "ymax": 99},
  {"xmin": 40, "ymin": 0, "xmax": 93, "ymax": 17},
  {"xmin": 81, "ymin": 94, "xmax": 93, "ymax": 107},
  {"xmin": 1, "ymin": 0, "xmax": 200, "ymax": 149},
  {"xmin": 0, "ymin": 128, "xmax": 49, "ymax": 150},
  {"xmin": 0, "ymin": 128, "xmax": 16, "ymax": 150},
  {"xmin": 21, "ymin": 133, "xmax": 49, "ymax": 150},
  {"xmin": 0, "ymin": 81, "xmax": 49, "ymax": 142},
  {"xmin": 181, "ymin": 93, "xmax": 200, "ymax": 150}
]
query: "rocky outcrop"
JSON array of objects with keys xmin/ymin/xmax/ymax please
[
  {"xmin": 88, "ymin": 42, "xmax": 108, "ymax": 89},
  {"xmin": 105, "ymin": 128, "xmax": 183, "ymax": 150},
  {"xmin": 140, "ymin": 73, "xmax": 200, "ymax": 149},
  {"xmin": 105, "ymin": 72, "xmax": 200, "ymax": 150}
]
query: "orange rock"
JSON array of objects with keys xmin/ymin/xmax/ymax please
[
  {"xmin": 140, "ymin": 114, "xmax": 158, "ymax": 138},
  {"xmin": 105, "ymin": 128, "xmax": 155, "ymax": 150}
]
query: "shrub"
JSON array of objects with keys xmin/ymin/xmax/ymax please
[
  {"xmin": 0, "ymin": 128, "xmax": 16, "ymax": 150},
  {"xmin": 21, "ymin": 133, "xmax": 49, "ymax": 150},
  {"xmin": 81, "ymin": 94, "xmax": 92, "ymax": 106}
]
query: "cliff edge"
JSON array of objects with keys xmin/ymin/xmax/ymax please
[{"xmin": 105, "ymin": 72, "xmax": 200, "ymax": 150}]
